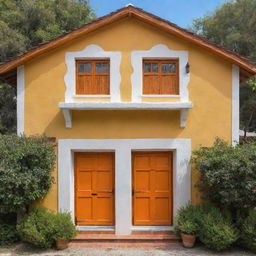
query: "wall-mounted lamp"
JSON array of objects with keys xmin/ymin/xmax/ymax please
[{"xmin": 186, "ymin": 62, "xmax": 190, "ymax": 73}]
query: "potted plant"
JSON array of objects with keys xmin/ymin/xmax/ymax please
[
  {"xmin": 179, "ymin": 220, "xmax": 197, "ymax": 248},
  {"xmin": 174, "ymin": 204, "xmax": 204, "ymax": 248},
  {"xmin": 53, "ymin": 212, "xmax": 77, "ymax": 250}
]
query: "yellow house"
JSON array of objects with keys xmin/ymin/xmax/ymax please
[{"xmin": 0, "ymin": 5, "xmax": 256, "ymax": 235}]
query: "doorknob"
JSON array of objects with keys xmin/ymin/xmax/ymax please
[
  {"xmin": 132, "ymin": 190, "xmax": 144, "ymax": 195},
  {"xmin": 91, "ymin": 193, "xmax": 97, "ymax": 196}
]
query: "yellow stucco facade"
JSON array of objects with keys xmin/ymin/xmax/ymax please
[{"xmin": 23, "ymin": 17, "xmax": 232, "ymax": 213}]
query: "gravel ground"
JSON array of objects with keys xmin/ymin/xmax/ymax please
[{"xmin": 0, "ymin": 243, "xmax": 255, "ymax": 256}]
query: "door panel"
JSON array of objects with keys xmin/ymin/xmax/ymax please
[
  {"xmin": 133, "ymin": 152, "xmax": 173, "ymax": 225},
  {"xmin": 75, "ymin": 152, "xmax": 114, "ymax": 226}
]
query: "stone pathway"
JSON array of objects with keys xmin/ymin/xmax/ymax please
[{"xmin": 0, "ymin": 243, "xmax": 255, "ymax": 256}]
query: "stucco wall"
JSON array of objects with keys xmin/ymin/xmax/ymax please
[{"xmin": 24, "ymin": 17, "xmax": 232, "ymax": 211}]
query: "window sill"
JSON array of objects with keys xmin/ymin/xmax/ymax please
[
  {"xmin": 141, "ymin": 94, "xmax": 180, "ymax": 98},
  {"xmin": 73, "ymin": 94, "xmax": 111, "ymax": 98},
  {"xmin": 59, "ymin": 102, "xmax": 193, "ymax": 129}
]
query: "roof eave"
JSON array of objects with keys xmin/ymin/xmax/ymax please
[{"xmin": 0, "ymin": 5, "xmax": 255, "ymax": 75}]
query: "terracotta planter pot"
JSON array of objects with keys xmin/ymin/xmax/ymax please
[
  {"xmin": 56, "ymin": 238, "xmax": 69, "ymax": 250},
  {"xmin": 181, "ymin": 233, "xmax": 196, "ymax": 248}
]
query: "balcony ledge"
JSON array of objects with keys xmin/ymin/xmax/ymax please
[{"xmin": 59, "ymin": 102, "xmax": 193, "ymax": 128}]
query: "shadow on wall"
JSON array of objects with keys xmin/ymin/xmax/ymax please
[{"xmin": 43, "ymin": 109, "xmax": 184, "ymax": 139}]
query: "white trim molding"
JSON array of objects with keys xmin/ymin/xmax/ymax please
[
  {"xmin": 232, "ymin": 65, "xmax": 239, "ymax": 145},
  {"xmin": 58, "ymin": 101, "xmax": 193, "ymax": 128},
  {"xmin": 131, "ymin": 44, "xmax": 190, "ymax": 102},
  {"xmin": 58, "ymin": 138, "xmax": 191, "ymax": 235},
  {"xmin": 64, "ymin": 44, "xmax": 121, "ymax": 103},
  {"xmin": 17, "ymin": 65, "xmax": 25, "ymax": 135}
]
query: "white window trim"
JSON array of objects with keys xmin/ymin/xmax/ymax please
[
  {"xmin": 73, "ymin": 94, "xmax": 111, "ymax": 98},
  {"xmin": 142, "ymin": 94, "xmax": 181, "ymax": 98},
  {"xmin": 58, "ymin": 138, "xmax": 191, "ymax": 235},
  {"xmin": 64, "ymin": 44, "xmax": 121, "ymax": 103},
  {"xmin": 232, "ymin": 65, "xmax": 240, "ymax": 145},
  {"xmin": 17, "ymin": 65, "xmax": 25, "ymax": 135},
  {"xmin": 131, "ymin": 44, "xmax": 189, "ymax": 102}
]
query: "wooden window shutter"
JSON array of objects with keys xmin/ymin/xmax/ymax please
[
  {"xmin": 143, "ymin": 60, "xmax": 179, "ymax": 95},
  {"xmin": 76, "ymin": 60, "xmax": 110, "ymax": 95}
]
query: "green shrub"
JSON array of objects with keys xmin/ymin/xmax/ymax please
[
  {"xmin": 17, "ymin": 208, "xmax": 77, "ymax": 249},
  {"xmin": 0, "ymin": 135, "xmax": 56, "ymax": 214},
  {"xmin": 178, "ymin": 220, "xmax": 197, "ymax": 235},
  {"xmin": 53, "ymin": 212, "xmax": 76, "ymax": 239},
  {"xmin": 192, "ymin": 138, "xmax": 256, "ymax": 209},
  {"xmin": 198, "ymin": 207, "xmax": 238, "ymax": 251},
  {"xmin": 239, "ymin": 210, "xmax": 256, "ymax": 252},
  {"xmin": 0, "ymin": 223, "xmax": 18, "ymax": 245},
  {"xmin": 17, "ymin": 208, "xmax": 56, "ymax": 249},
  {"xmin": 0, "ymin": 213, "xmax": 19, "ymax": 245},
  {"xmin": 175, "ymin": 204, "xmax": 238, "ymax": 251}
]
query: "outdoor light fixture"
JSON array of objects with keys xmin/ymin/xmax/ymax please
[{"xmin": 186, "ymin": 62, "xmax": 190, "ymax": 73}]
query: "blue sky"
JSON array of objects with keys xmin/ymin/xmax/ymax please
[{"xmin": 89, "ymin": 0, "xmax": 228, "ymax": 28}]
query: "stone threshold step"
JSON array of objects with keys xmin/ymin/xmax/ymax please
[
  {"xmin": 74, "ymin": 234, "xmax": 180, "ymax": 241},
  {"xmin": 69, "ymin": 241, "xmax": 182, "ymax": 249}
]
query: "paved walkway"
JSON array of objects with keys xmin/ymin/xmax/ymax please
[{"xmin": 0, "ymin": 243, "xmax": 255, "ymax": 256}]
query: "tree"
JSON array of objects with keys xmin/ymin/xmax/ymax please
[
  {"xmin": 190, "ymin": 0, "xmax": 256, "ymax": 134},
  {"xmin": 240, "ymin": 84, "xmax": 256, "ymax": 137},
  {"xmin": 0, "ymin": 0, "xmax": 95, "ymax": 134},
  {"xmin": 191, "ymin": 0, "xmax": 256, "ymax": 64},
  {"xmin": 0, "ymin": 83, "xmax": 16, "ymax": 134},
  {"xmin": 0, "ymin": 135, "xmax": 56, "ymax": 215},
  {"xmin": 192, "ymin": 138, "xmax": 256, "ymax": 209},
  {"xmin": 0, "ymin": 0, "xmax": 96, "ymax": 62}
]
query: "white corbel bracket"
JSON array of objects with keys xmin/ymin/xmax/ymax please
[
  {"xmin": 62, "ymin": 109, "xmax": 72, "ymax": 128},
  {"xmin": 180, "ymin": 109, "xmax": 189, "ymax": 128},
  {"xmin": 59, "ymin": 102, "xmax": 193, "ymax": 129}
]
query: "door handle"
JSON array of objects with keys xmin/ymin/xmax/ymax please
[
  {"xmin": 101, "ymin": 190, "xmax": 113, "ymax": 193},
  {"xmin": 91, "ymin": 193, "xmax": 97, "ymax": 196},
  {"xmin": 132, "ymin": 190, "xmax": 144, "ymax": 195}
]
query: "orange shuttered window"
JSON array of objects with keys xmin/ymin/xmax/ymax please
[
  {"xmin": 76, "ymin": 60, "xmax": 110, "ymax": 95},
  {"xmin": 143, "ymin": 60, "xmax": 179, "ymax": 95}
]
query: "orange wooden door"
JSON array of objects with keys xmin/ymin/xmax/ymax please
[
  {"xmin": 133, "ymin": 152, "xmax": 173, "ymax": 225},
  {"xmin": 75, "ymin": 152, "xmax": 114, "ymax": 226}
]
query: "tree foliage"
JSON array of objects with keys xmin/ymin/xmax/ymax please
[
  {"xmin": 240, "ymin": 84, "xmax": 256, "ymax": 135},
  {"xmin": 0, "ymin": 83, "xmax": 16, "ymax": 134},
  {"xmin": 192, "ymin": 138, "xmax": 256, "ymax": 208},
  {"xmin": 0, "ymin": 0, "xmax": 95, "ymax": 62},
  {"xmin": 0, "ymin": 135, "xmax": 56, "ymax": 214},
  {"xmin": 191, "ymin": 0, "xmax": 256, "ymax": 133},
  {"xmin": 191, "ymin": 0, "xmax": 256, "ymax": 64},
  {"xmin": 0, "ymin": 0, "xmax": 95, "ymax": 134}
]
